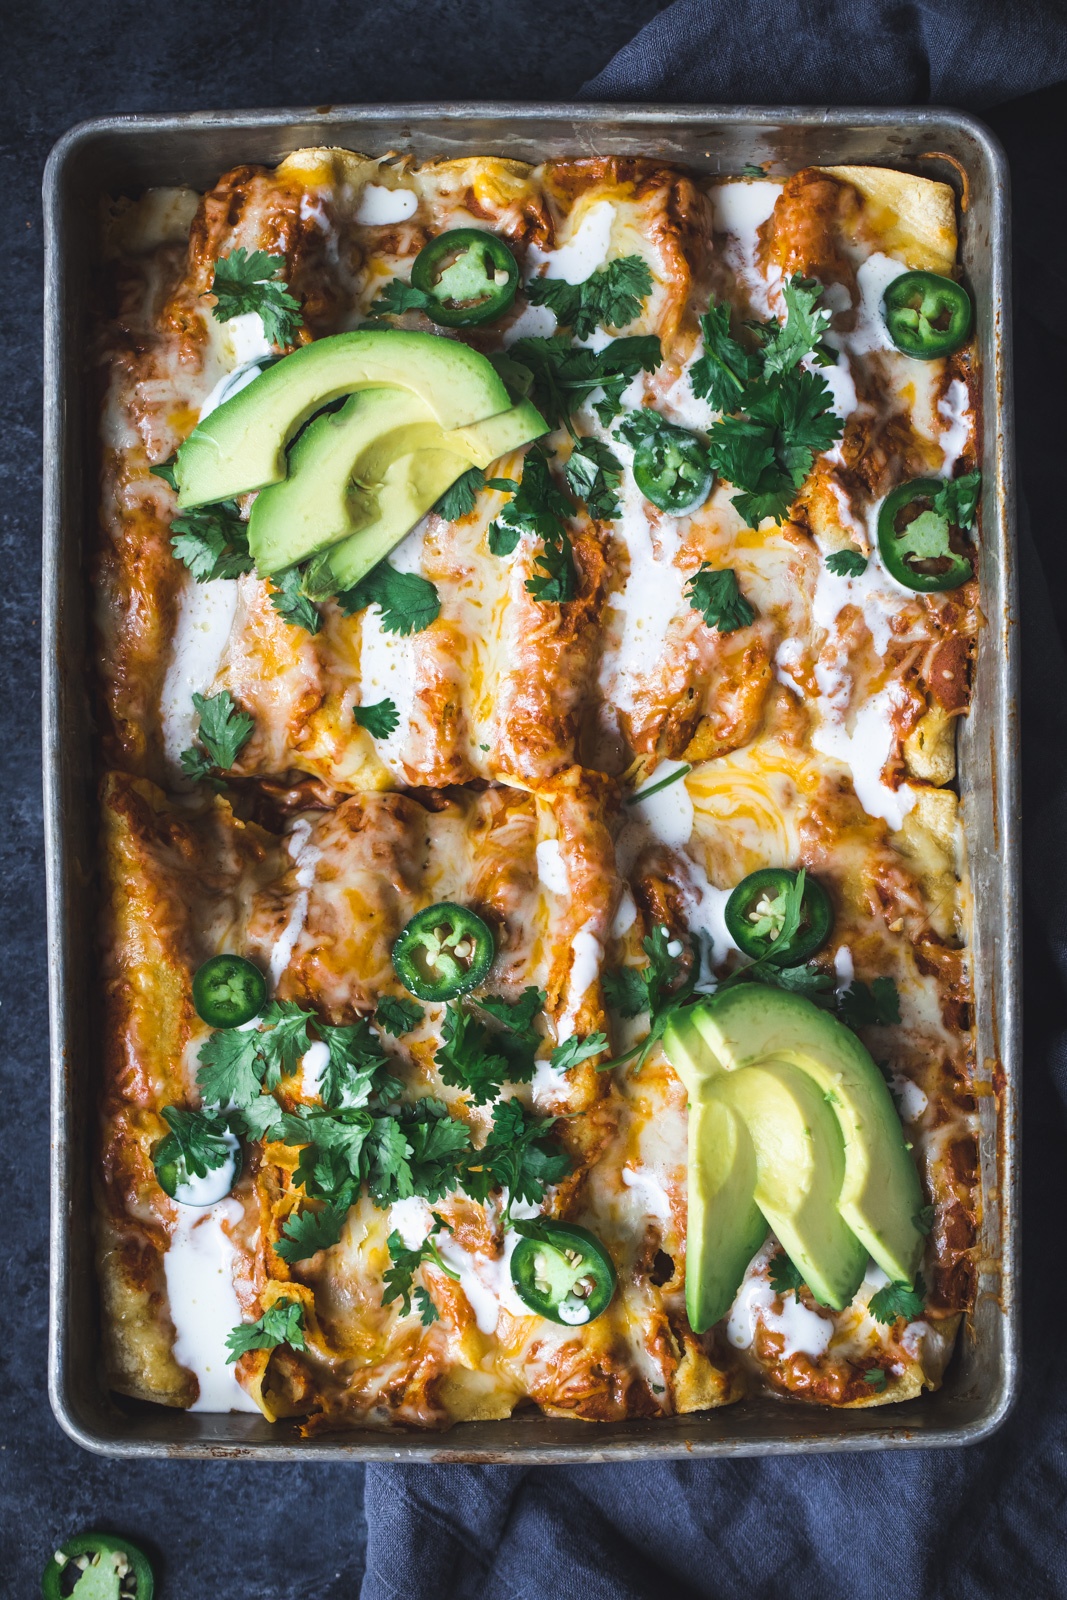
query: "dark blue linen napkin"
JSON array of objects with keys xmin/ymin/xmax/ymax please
[{"xmin": 362, "ymin": 9, "xmax": 1067, "ymax": 1595}]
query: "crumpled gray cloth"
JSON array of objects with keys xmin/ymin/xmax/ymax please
[{"xmin": 361, "ymin": 5, "xmax": 1067, "ymax": 1595}]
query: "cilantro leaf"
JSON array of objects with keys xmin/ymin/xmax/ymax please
[
  {"xmin": 389, "ymin": 1101, "xmax": 472, "ymax": 1205},
  {"xmin": 488, "ymin": 451, "xmax": 578, "ymax": 604},
  {"xmin": 150, "ymin": 456, "xmax": 179, "ymax": 491},
  {"xmin": 598, "ymin": 926, "xmax": 696, "ymax": 1075},
  {"xmin": 825, "ymin": 548, "xmax": 868, "ymax": 577},
  {"xmin": 915, "ymin": 1204, "xmax": 935, "ymax": 1236},
  {"xmin": 602, "ymin": 966, "xmax": 648, "ymax": 1019},
  {"xmin": 769, "ymin": 1253, "xmax": 805, "ymax": 1296},
  {"xmin": 353, "ymin": 698, "xmax": 400, "ymax": 738},
  {"xmin": 550, "ymin": 1031, "xmax": 609, "ymax": 1072},
  {"xmin": 237, "ymin": 1094, "xmax": 285, "ymax": 1140},
  {"xmin": 932, "ymin": 469, "xmax": 980, "ymax": 530},
  {"xmin": 868, "ymin": 1274, "xmax": 926, "ymax": 1325},
  {"xmin": 209, "ymin": 248, "xmax": 303, "ymax": 348},
  {"xmin": 336, "ymin": 561, "xmax": 441, "ymax": 635},
  {"xmin": 225, "ymin": 1297, "xmax": 306, "ymax": 1363},
  {"xmin": 685, "ymin": 563, "xmax": 755, "ymax": 633},
  {"xmin": 752, "ymin": 275, "xmax": 834, "ymax": 376},
  {"xmin": 565, "ymin": 436, "xmax": 623, "ymax": 520},
  {"xmin": 475, "ymin": 987, "xmax": 546, "ymax": 1042},
  {"xmin": 382, "ymin": 1227, "xmax": 460, "ymax": 1316},
  {"xmin": 741, "ymin": 164, "xmax": 767, "ymax": 178},
  {"xmin": 863, "ymin": 1368, "xmax": 888, "ymax": 1391},
  {"xmin": 434, "ymin": 1004, "xmax": 515, "ymax": 1105},
  {"xmin": 369, "ymin": 279, "xmax": 434, "ymax": 317},
  {"xmin": 196, "ymin": 1028, "xmax": 263, "ymax": 1109},
  {"xmin": 170, "ymin": 501, "xmax": 253, "ymax": 583},
  {"xmin": 269, "ymin": 567, "xmax": 321, "ymax": 634},
  {"xmin": 375, "ymin": 995, "xmax": 425, "ymax": 1036},
  {"xmin": 414, "ymin": 1287, "xmax": 439, "ymax": 1325},
  {"xmin": 527, "ymin": 255, "xmax": 653, "ymax": 340},
  {"xmin": 759, "ymin": 963, "xmax": 836, "ymax": 1002},
  {"xmin": 433, "ymin": 466, "xmax": 485, "ymax": 522},
  {"xmin": 154, "ymin": 1105, "xmax": 233, "ymax": 1181},
  {"xmin": 460, "ymin": 1100, "xmax": 571, "ymax": 1217},
  {"xmin": 184, "ymin": 689, "xmax": 254, "ymax": 773},
  {"xmin": 837, "ymin": 978, "xmax": 901, "ymax": 1029},
  {"xmin": 745, "ymin": 369, "xmax": 843, "ymax": 487},
  {"xmin": 257, "ymin": 1000, "xmax": 315, "ymax": 1086},
  {"xmin": 499, "ymin": 334, "xmax": 662, "ymax": 434},
  {"xmin": 275, "ymin": 1197, "xmax": 352, "ymax": 1264},
  {"xmin": 316, "ymin": 1019, "xmax": 390, "ymax": 1109},
  {"xmin": 690, "ymin": 302, "xmax": 760, "ymax": 412}
]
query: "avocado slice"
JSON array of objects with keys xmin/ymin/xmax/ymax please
[
  {"xmin": 712, "ymin": 1060, "xmax": 868, "ymax": 1309},
  {"xmin": 686, "ymin": 1090, "xmax": 767, "ymax": 1333},
  {"xmin": 308, "ymin": 397, "xmax": 548, "ymax": 595},
  {"xmin": 174, "ymin": 330, "xmax": 515, "ymax": 508},
  {"xmin": 685, "ymin": 986, "xmax": 925, "ymax": 1286}
]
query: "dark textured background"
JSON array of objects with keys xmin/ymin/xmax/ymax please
[
  {"xmin": 0, "ymin": 3, "xmax": 670, "ymax": 1594},
  {"xmin": 4, "ymin": 3, "xmax": 1066, "ymax": 1595}
]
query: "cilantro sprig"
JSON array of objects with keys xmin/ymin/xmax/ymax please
[
  {"xmin": 269, "ymin": 567, "xmax": 321, "ymax": 634},
  {"xmin": 375, "ymin": 995, "xmax": 425, "ymax": 1036},
  {"xmin": 868, "ymin": 1275, "xmax": 926, "ymax": 1326},
  {"xmin": 196, "ymin": 999, "xmax": 314, "ymax": 1108},
  {"xmin": 170, "ymin": 499, "xmax": 254, "ymax": 582},
  {"xmin": 353, "ymin": 698, "xmax": 400, "ymax": 739},
  {"xmin": 685, "ymin": 563, "xmax": 755, "ymax": 634},
  {"xmin": 209, "ymin": 248, "xmax": 304, "ymax": 349},
  {"xmin": 526, "ymin": 255, "xmax": 653, "ymax": 341},
  {"xmin": 550, "ymin": 1032, "xmax": 609, "ymax": 1072},
  {"xmin": 383, "ymin": 1222, "xmax": 460, "ymax": 1322},
  {"xmin": 768, "ymin": 1252, "xmax": 805, "ymax": 1297},
  {"xmin": 459, "ymin": 1100, "xmax": 571, "ymax": 1222},
  {"xmin": 825, "ymin": 549, "xmax": 868, "ymax": 577},
  {"xmin": 599, "ymin": 925, "xmax": 696, "ymax": 1073},
  {"xmin": 690, "ymin": 279, "xmax": 843, "ymax": 528},
  {"xmin": 226, "ymin": 1298, "xmax": 307, "ymax": 1363},
  {"xmin": 433, "ymin": 466, "xmax": 487, "ymax": 523},
  {"xmin": 488, "ymin": 450, "xmax": 578, "ymax": 604},
  {"xmin": 179, "ymin": 689, "xmax": 254, "ymax": 782},
  {"xmin": 838, "ymin": 978, "xmax": 901, "ymax": 1029},
  {"xmin": 337, "ymin": 561, "xmax": 442, "ymax": 635},
  {"xmin": 494, "ymin": 334, "xmax": 662, "ymax": 435},
  {"xmin": 564, "ymin": 436, "xmax": 623, "ymax": 521},
  {"xmin": 153, "ymin": 1105, "xmax": 234, "ymax": 1183},
  {"xmin": 932, "ymin": 469, "xmax": 981, "ymax": 530}
]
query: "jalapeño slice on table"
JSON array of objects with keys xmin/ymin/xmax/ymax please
[
  {"xmin": 510, "ymin": 1220, "xmax": 617, "ymax": 1325},
  {"xmin": 876, "ymin": 478, "xmax": 974, "ymax": 592},
  {"xmin": 881, "ymin": 270, "xmax": 973, "ymax": 359},
  {"xmin": 191, "ymin": 954, "xmax": 267, "ymax": 1029},
  {"xmin": 632, "ymin": 421, "xmax": 713, "ymax": 514},
  {"xmin": 409, "ymin": 229, "xmax": 519, "ymax": 328},
  {"xmin": 392, "ymin": 902, "xmax": 495, "ymax": 1000},
  {"xmin": 41, "ymin": 1532, "xmax": 154, "ymax": 1600},
  {"xmin": 724, "ymin": 868, "xmax": 833, "ymax": 966}
]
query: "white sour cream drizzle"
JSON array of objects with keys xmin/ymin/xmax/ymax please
[
  {"xmin": 621, "ymin": 1164, "xmax": 672, "ymax": 1222},
  {"xmin": 170, "ymin": 1133, "xmax": 241, "ymax": 1208},
  {"xmin": 389, "ymin": 1196, "xmax": 434, "ymax": 1250},
  {"xmin": 355, "ymin": 184, "xmax": 418, "ymax": 225},
  {"xmin": 535, "ymin": 838, "xmax": 570, "ymax": 898},
  {"xmin": 598, "ymin": 475, "xmax": 688, "ymax": 713},
  {"xmin": 526, "ymin": 200, "xmax": 615, "ymax": 285},
  {"xmin": 811, "ymin": 677, "xmax": 917, "ymax": 831},
  {"xmin": 710, "ymin": 181, "xmax": 782, "ymax": 317},
  {"xmin": 357, "ymin": 520, "xmax": 425, "ymax": 774},
  {"xmin": 163, "ymin": 1197, "xmax": 259, "ymax": 1412},
  {"xmin": 889, "ymin": 1074, "xmax": 929, "ymax": 1123},
  {"xmin": 437, "ymin": 1232, "xmax": 529, "ymax": 1335},
  {"xmin": 938, "ymin": 378, "xmax": 972, "ymax": 476},
  {"xmin": 834, "ymin": 945, "xmax": 855, "ymax": 989},
  {"xmin": 558, "ymin": 919, "xmax": 603, "ymax": 1040},
  {"xmin": 727, "ymin": 1243, "xmax": 834, "ymax": 1360},
  {"xmin": 842, "ymin": 252, "xmax": 906, "ymax": 356},
  {"xmin": 269, "ymin": 819, "xmax": 320, "ymax": 986},
  {"xmin": 160, "ymin": 578, "xmax": 239, "ymax": 770},
  {"xmin": 628, "ymin": 760, "xmax": 694, "ymax": 850},
  {"xmin": 300, "ymin": 1039, "xmax": 330, "ymax": 1100},
  {"xmin": 198, "ymin": 358, "xmax": 268, "ymax": 421}
]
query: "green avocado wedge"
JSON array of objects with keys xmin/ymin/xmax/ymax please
[
  {"xmin": 174, "ymin": 330, "xmax": 516, "ymax": 508},
  {"xmin": 665, "ymin": 986, "xmax": 924, "ymax": 1287},
  {"xmin": 686, "ymin": 1090, "xmax": 767, "ymax": 1333},
  {"xmin": 712, "ymin": 1059, "xmax": 868, "ymax": 1309},
  {"xmin": 306, "ymin": 396, "xmax": 547, "ymax": 595}
]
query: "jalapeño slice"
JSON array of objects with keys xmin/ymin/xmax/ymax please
[
  {"xmin": 881, "ymin": 270, "xmax": 973, "ymax": 360},
  {"xmin": 877, "ymin": 478, "xmax": 974, "ymax": 593},
  {"xmin": 191, "ymin": 954, "xmax": 267, "ymax": 1029},
  {"xmin": 392, "ymin": 902, "xmax": 495, "ymax": 1000},
  {"xmin": 152, "ymin": 1130, "xmax": 241, "ymax": 1208},
  {"xmin": 41, "ymin": 1532, "xmax": 154, "ymax": 1599},
  {"xmin": 410, "ymin": 229, "xmax": 519, "ymax": 328},
  {"xmin": 510, "ymin": 1220, "xmax": 617, "ymax": 1325},
  {"xmin": 632, "ymin": 423, "xmax": 713, "ymax": 514},
  {"xmin": 724, "ymin": 868, "xmax": 833, "ymax": 966}
]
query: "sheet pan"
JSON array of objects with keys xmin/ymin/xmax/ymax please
[{"xmin": 42, "ymin": 103, "xmax": 1019, "ymax": 1460}]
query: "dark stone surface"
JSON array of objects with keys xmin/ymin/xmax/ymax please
[{"xmin": 0, "ymin": 3, "xmax": 667, "ymax": 1594}]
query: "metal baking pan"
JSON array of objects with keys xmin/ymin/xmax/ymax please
[{"xmin": 42, "ymin": 103, "xmax": 1019, "ymax": 1461}]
